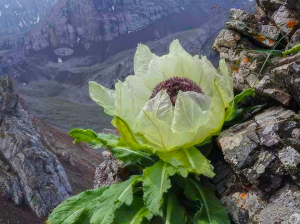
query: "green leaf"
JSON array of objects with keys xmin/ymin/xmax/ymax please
[
  {"xmin": 98, "ymin": 132, "xmax": 120, "ymax": 147},
  {"xmin": 113, "ymin": 116, "xmax": 154, "ymax": 154},
  {"xmin": 240, "ymin": 49, "xmax": 283, "ymax": 57},
  {"xmin": 163, "ymin": 193, "xmax": 186, "ymax": 224},
  {"xmin": 69, "ymin": 129, "xmax": 119, "ymax": 149},
  {"xmin": 113, "ymin": 116, "xmax": 141, "ymax": 150},
  {"xmin": 112, "ymin": 197, "xmax": 153, "ymax": 224},
  {"xmin": 157, "ymin": 147, "xmax": 215, "ymax": 178},
  {"xmin": 224, "ymin": 89, "xmax": 255, "ymax": 122},
  {"xmin": 47, "ymin": 187, "xmax": 108, "ymax": 224},
  {"xmin": 142, "ymin": 161, "xmax": 177, "ymax": 216},
  {"xmin": 48, "ymin": 176, "xmax": 142, "ymax": 224},
  {"xmin": 89, "ymin": 81, "xmax": 117, "ymax": 116},
  {"xmin": 283, "ymin": 43, "xmax": 300, "ymax": 57},
  {"xmin": 109, "ymin": 146, "xmax": 155, "ymax": 167},
  {"xmin": 179, "ymin": 177, "xmax": 230, "ymax": 224},
  {"xmin": 91, "ymin": 175, "xmax": 142, "ymax": 224}
]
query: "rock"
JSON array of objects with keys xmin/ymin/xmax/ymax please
[
  {"xmin": 226, "ymin": 8, "xmax": 278, "ymax": 48},
  {"xmin": 260, "ymin": 25, "xmax": 280, "ymax": 40},
  {"xmin": 229, "ymin": 8, "xmax": 256, "ymax": 23},
  {"xmin": 259, "ymin": 0, "xmax": 285, "ymax": 16},
  {"xmin": 217, "ymin": 107, "xmax": 300, "ymax": 192},
  {"xmin": 217, "ymin": 107, "xmax": 300, "ymax": 223},
  {"xmin": 213, "ymin": 3, "xmax": 300, "ymax": 107},
  {"xmin": 94, "ymin": 151, "xmax": 130, "ymax": 188},
  {"xmin": 54, "ymin": 48, "xmax": 75, "ymax": 57},
  {"xmin": 213, "ymin": 29, "xmax": 241, "ymax": 50},
  {"xmin": 212, "ymin": 30, "xmax": 242, "ymax": 62},
  {"xmin": 290, "ymin": 29, "xmax": 300, "ymax": 47},
  {"xmin": 272, "ymin": 5, "xmax": 300, "ymax": 37},
  {"xmin": 269, "ymin": 60, "xmax": 300, "ymax": 105},
  {"xmin": 0, "ymin": 76, "xmax": 18, "ymax": 116},
  {"xmin": 221, "ymin": 182, "xmax": 300, "ymax": 224},
  {"xmin": 254, "ymin": 75, "xmax": 292, "ymax": 106},
  {"xmin": 276, "ymin": 52, "xmax": 300, "ymax": 66},
  {"xmin": 0, "ymin": 76, "xmax": 72, "ymax": 218}
]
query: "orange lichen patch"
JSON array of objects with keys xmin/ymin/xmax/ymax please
[
  {"xmin": 243, "ymin": 57, "xmax": 250, "ymax": 63},
  {"xmin": 269, "ymin": 40, "xmax": 276, "ymax": 45},
  {"xmin": 287, "ymin": 21, "xmax": 298, "ymax": 28},
  {"xmin": 255, "ymin": 35, "xmax": 266, "ymax": 42},
  {"xmin": 235, "ymin": 68, "xmax": 240, "ymax": 73},
  {"xmin": 240, "ymin": 193, "xmax": 247, "ymax": 199}
]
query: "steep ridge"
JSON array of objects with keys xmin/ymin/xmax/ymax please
[{"xmin": 0, "ymin": 76, "xmax": 104, "ymax": 222}]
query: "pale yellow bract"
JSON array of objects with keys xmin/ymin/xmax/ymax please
[{"xmin": 89, "ymin": 40, "xmax": 234, "ymax": 152}]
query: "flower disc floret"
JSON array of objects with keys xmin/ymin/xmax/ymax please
[{"xmin": 150, "ymin": 77, "xmax": 204, "ymax": 106}]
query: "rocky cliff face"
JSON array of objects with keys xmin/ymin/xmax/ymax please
[
  {"xmin": 0, "ymin": 76, "xmax": 71, "ymax": 218},
  {"xmin": 213, "ymin": 1, "xmax": 300, "ymax": 107},
  {"xmin": 210, "ymin": 1, "xmax": 300, "ymax": 223},
  {"xmin": 214, "ymin": 107, "xmax": 300, "ymax": 224},
  {"xmin": 0, "ymin": 76, "xmax": 105, "ymax": 221}
]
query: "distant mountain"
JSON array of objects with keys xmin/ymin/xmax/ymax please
[
  {"xmin": 0, "ymin": 0, "xmax": 249, "ymax": 74},
  {"xmin": 0, "ymin": 0, "xmax": 58, "ymax": 36}
]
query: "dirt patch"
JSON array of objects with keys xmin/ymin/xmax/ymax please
[{"xmin": 0, "ymin": 195, "xmax": 44, "ymax": 224}]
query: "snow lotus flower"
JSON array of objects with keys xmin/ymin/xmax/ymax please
[{"xmin": 89, "ymin": 40, "xmax": 234, "ymax": 152}]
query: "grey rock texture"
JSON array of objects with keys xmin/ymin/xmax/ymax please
[
  {"xmin": 218, "ymin": 107, "xmax": 300, "ymax": 191},
  {"xmin": 0, "ymin": 76, "xmax": 72, "ymax": 218},
  {"xmin": 213, "ymin": 2, "xmax": 300, "ymax": 107},
  {"xmin": 216, "ymin": 107, "xmax": 300, "ymax": 223},
  {"xmin": 94, "ymin": 151, "xmax": 129, "ymax": 188},
  {"xmin": 221, "ymin": 182, "xmax": 300, "ymax": 224}
]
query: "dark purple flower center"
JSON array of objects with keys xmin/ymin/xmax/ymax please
[{"xmin": 149, "ymin": 77, "xmax": 204, "ymax": 106}]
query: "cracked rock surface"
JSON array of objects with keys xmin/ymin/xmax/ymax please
[
  {"xmin": 213, "ymin": 1, "xmax": 300, "ymax": 107},
  {"xmin": 0, "ymin": 76, "xmax": 72, "ymax": 218},
  {"xmin": 216, "ymin": 107, "xmax": 300, "ymax": 223},
  {"xmin": 94, "ymin": 150, "xmax": 130, "ymax": 188}
]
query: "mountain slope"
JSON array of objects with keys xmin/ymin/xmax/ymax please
[{"xmin": 0, "ymin": 0, "xmax": 58, "ymax": 37}]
